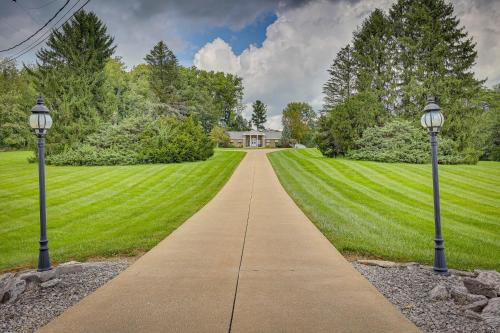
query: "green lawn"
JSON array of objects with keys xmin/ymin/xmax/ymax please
[
  {"xmin": 268, "ymin": 149, "xmax": 500, "ymax": 271},
  {"xmin": 0, "ymin": 150, "xmax": 245, "ymax": 270}
]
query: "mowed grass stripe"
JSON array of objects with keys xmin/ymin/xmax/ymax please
[
  {"xmin": 288, "ymin": 151, "xmax": 433, "ymax": 230},
  {"xmin": 268, "ymin": 149, "xmax": 500, "ymax": 271},
  {"xmin": 0, "ymin": 150, "xmax": 245, "ymax": 270},
  {"xmin": 367, "ymin": 162, "xmax": 499, "ymax": 210},
  {"xmin": 273, "ymin": 152, "xmax": 426, "ymax": 249},
  {"xmin": 271, "ymin": 153, "xmax": 427, "ymax": 260},
  {"xmin": 338, "ymin": 160, "xmax": 498, "ymax": 232}
]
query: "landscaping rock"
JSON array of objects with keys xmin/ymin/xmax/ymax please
[
  {"xmin": 0, "ymin": 260, "xmax": 130, "ymax": 333},
  {"xmin": 448, "ymin": 269, "xmax": 477, "ymax": 278},
  {"xmin": 451, "ymin": 285, "xmax": 488, "ymax": 305},
  {"xmin": 475, "ymin": 271, "xmax": 500, "ymax": 294},
  {"xmin": 464, "ymin": 309, "xmax": 484, "ymax": 321},
  {"xmin": 429, "ymin": 284, "xmax": 450, "ymax": 301},
  {"xmin": 40, "ymin": 278, "xmax": 61, "ymax": 289},
  {"xmin": 464, "ymin": 299, "xmax": 490, "ymax": 313},
  {"xmin": 56, "ymin": 261, "xmax": 83, "ymax": 275},
  {"xmin": 464, "ymin": 277, "xmax": 498, "ymax": 298},
  {"xmin": 482, "ymin": 298, "xmax": 500, "ymax": 331},
  {"xmin": 357, "ymin": 259, "xmax": 399, "ymax": 268},
  {"xmin": 353, "ymin": 262, "xmax": 496, "ymax": 333},
  {"xmin": 1, "ymin": 279, "xmax": 26, "ymax": 304},
  {"xmin": 0, "ymin": 273, "xmax": 14, "ymax": 303},
  {"xmin": 19, "ymin": 270, "xmax": 57, "ymax": 284}
]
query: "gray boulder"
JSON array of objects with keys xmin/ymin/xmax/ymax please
[
  {"xmin": 56, "ymin": 261, "xmax": 83, "ymax": 275},
  {"xmin": 464, "ymin": 299, "xmax": 489, "ymax": 313},
  {"xmin": 463, "ymin": 277, "xmax": 497, "ymax": 298},
  {"xmin": 1, "ymin": 278, "xmax": 26, "ymax": 304},
  {"xmin": 429, "ymin": 284, "xmax": 450, "ymax": 301},
  {"xmin": 19, "ymin": 269, "xmax": 57, "ymax": 284},
  {"xmin": 450, "ymin": 285, "xmax": 487, "ymax": 305},
  {"xmin": 464, "ymin": 309, "xmax": 483, "ymax": 321},
  {"xmin": 475, "ymin": 270, "xmax": 500, "ymax": 294},
  {"xmin": 482, "ymin": 298, "xmax": 500, "ymax": 331},
  {"xmin": 0, "ymin": 273, "xmax": 14, "ymax": 303}
]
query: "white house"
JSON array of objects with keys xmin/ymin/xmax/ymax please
[{"xmin": 227, "ymin": 130, "xmax": 282, "ymax": 148}]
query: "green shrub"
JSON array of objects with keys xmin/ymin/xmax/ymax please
[
  {"xmin": 46, "ymin": 116, "xmax": 214, "ymax": 166},
  {"xmin": 347, "ymin": 119, "xmax": 468, "ymax": 164},
  {"xmin": 317, "ymin": 92, "xmax": 384, "ymax": 157}
]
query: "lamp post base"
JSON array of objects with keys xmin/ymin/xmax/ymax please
[
  {"xmin": 38, "ymin": 239, "xmax": 51, "ymax": 272},
  {"xmin": 433, "ymin": 237, "xmax": 448, "ymax": 275}
]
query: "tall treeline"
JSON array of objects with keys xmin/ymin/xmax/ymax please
[
  {"xmin": 0, "ymin": 10, "xmax": 247, "ymax": 155},
  {"xmin": 321, "ymin": 0, "xmax": 499, "ymax": 162}
]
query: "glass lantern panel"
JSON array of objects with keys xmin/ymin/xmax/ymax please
[
  {"xmin": 44, "ymin": 114, "xmax": 53, "ymax": 129},
  {"xmin": 29, "ymin": 114, "xmax": 40, "ymax": 129},
  {"xmin": 430, "ymin": 111, "xmax": 444, "ymax": 127}
]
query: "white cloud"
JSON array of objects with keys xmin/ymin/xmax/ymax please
[
  {"xmin": 193, "ymin": 38, "xmax": 240, "ymax": 74},
  {"xmin": 452, "ymin": 0, "xmax": 500, "ymax": 86},
  {"xmin": 194, "ymin": 0, "xmax": 500, "ymax": 130},
  {"xmin": 194, "ymin": 0, "xmax": 393, "ymax": 128}
]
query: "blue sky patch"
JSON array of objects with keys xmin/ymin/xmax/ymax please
[{"xmin": 177, "ymin": 12, "xmax": 277, "ymax": 66}]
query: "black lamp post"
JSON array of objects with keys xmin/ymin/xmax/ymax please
[
  {"xmin": 420, "ymin": 96, "xmax": 448, "ymax": 275},
  {"xmin": 29, "ymin": 96, "xmax": 53, "ymax": 272}
]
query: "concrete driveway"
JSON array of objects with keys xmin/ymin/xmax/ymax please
[{"xmin": 40, "ymin": 150, "xmax": 420, "ymax": 333}]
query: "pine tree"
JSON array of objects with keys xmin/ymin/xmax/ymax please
[
  {"xmin": 28, "ymin": 10, "xmax": 115, "ymax": 153},
  {"xmin": 35, "ymin": 10, "xmax": 115, "ymax": 73},
  {"xmin": 251, "ymin": 100, "xmax": 267, "ymax": 131},
  {"xmin": 0, "ymin": 61, "xmax": 35, "ymax": 149},
  {"xmin": 389, "ymin": 0, "xmax": 483, "ymax": 160},
  {"xmin": 144, "ymin": 41, "xmax": 179, "ymax": 106},
  {"xmin": 352, "ymin": 8, "xmax": 397, "ymax": 113},
  {"xmin": 323, "ymin": 44, "xmax": 356, "ymax": 111}
]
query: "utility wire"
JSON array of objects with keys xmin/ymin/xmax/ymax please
[
  {"xmin": 7, "ymin": 0, "xmax": 83, "ymax": 59},
  {"xmin": 1, "ymin": 0, "xmax": 90, "ymax": 65},
  {"xmin": 0, "ymin": 0, "xmax": 70, "ymax": 53}
]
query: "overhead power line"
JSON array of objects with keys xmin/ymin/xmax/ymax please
[
  {"xmin": 1, "ymin": 0, "xmax": 90, "ymax": 65},
  {"xmin": 7, "ymin": 0, "xmax": 83, "ymax": 59},
  {"xmin": 0, "ymin": 0, "xmax": 70, "ymax": 53}
]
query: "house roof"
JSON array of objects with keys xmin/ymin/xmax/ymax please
[{"xmin": 227, "ymin": 130, "xmax": 282, "ymax": 140}]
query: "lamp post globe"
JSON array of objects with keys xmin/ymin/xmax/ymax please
[
  {"xmin": 421, "ymin": 96, "xmax": 448, "ymax": 275},
  {"xmin": 29, "ymin": 96, "xmax": 52, "ymax": 272}
]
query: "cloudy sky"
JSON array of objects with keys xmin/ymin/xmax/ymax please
[{"xmin": 1, "ymin": 0, "xmax": 499, "ymax": 129}]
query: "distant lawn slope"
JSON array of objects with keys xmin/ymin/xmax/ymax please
[
  {"xmin": 0, "ymin": 150, "xmax": 245, "ymax": 270},
  {"xmin": 268, "ymin": 149, "xmax": 500, "ymax": 271}
]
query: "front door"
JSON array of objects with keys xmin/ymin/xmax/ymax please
[{"xmin": 251, "ymin": 136, "xmax": 258, "ymax": 147}]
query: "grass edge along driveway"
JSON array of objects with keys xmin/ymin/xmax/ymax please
[
  {"xmin": 0, "ymin": 150, "xmax": 245, "ymax": 271},
  {"xmin": 268, "ymin": 149, "xmax": 500, "ymax": 271}
]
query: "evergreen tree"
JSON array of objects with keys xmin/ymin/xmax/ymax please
[
  {"xmin": 144, "ymin": 41, "xmax": 179, "ymax": 108},
  {"xmin": 478, "ymin": 85, "xmax": 500, "ymax": 161},
  {"xmin": 389, "ymin": 0, "xmax": 483, "ymax": 160},
  {"xmin": 352, "ymin": 8, "xmax": 396, "ymax": 113},
  {"xmin": 35, "ymin": 10, "xmax": 115, "ymax": 73},
  {"xmin": 323, "ymin": 44, "xmax": 356, "ymax": 111},
  {"xmin": 251, "ymin": 100, "xmax": 267, "ymax": 131},
  {"xmin": 0, "ymin": 61, "xmax": 35, "ymax": 149},
  {"xmin": 28, "ymin": 10, "xmax": 116, "ymax": 153}
]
